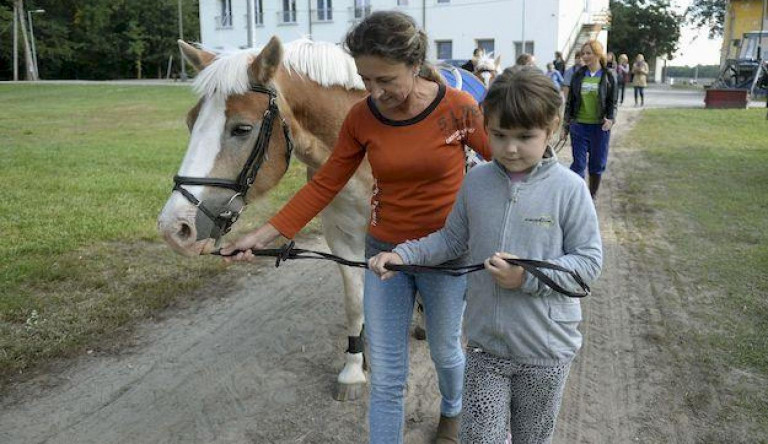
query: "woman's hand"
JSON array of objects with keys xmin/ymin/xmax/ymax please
[
  {"xmin": 484, "ymin": 252, "xmax": 525, "ymax": 290},
  {"xmin": 368, "ymin": 252, "xmax": 404, "ymax": 281},
  {"xmin": 602, "ymin": 118, "xmax": 614, "ymax": 131},
  {"xmin": 219, "ymin": 223, "xmax": 282, "ymax": 263}
]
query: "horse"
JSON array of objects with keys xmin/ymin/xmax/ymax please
[
  {"xmin": 472, "ymin": 53, "xmax": 502, "ymax": 87},
  {"xmin": 157, "ymin": 36, "xmax": 485, "ymax": 402}
]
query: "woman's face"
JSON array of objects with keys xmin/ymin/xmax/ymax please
[
  {"xmin": 581, "ymin": 45, "xmax": 596, "ymax": 66},
  {"xmin": 355, "ymin": 55, "xmax": 417, "ymax": 112}
]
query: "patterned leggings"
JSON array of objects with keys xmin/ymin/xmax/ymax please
[{"xmin": 460, "ymin": 349, "xmax": 571, "ymax": 444}]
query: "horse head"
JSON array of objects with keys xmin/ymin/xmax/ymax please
[
  {"xmin": 158, "ymin": 37, "xmax": 293, "ymax": 256},
  {"xmin": 474, "ymin": 53, "xmax": 502, "ymax": 87}
]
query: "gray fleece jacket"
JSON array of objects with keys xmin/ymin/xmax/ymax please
[{"xmin": 394, "ymin": 150, "xmax": 602, "ymax": 365}]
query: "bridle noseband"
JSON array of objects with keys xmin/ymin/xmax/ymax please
[{"xmin": 172, "ymin": 84, "xmax": 294, "ymax": 241}]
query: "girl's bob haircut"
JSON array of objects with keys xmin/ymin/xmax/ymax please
[{"xmin": 482, "ymin": 65, "xmax": 562, "ymax": 130}]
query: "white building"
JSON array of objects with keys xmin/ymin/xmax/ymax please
[{"xmin": 198, "ymin": 0, "xmax": 610, "ymax": 71}]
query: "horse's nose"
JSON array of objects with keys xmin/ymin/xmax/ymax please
[{"xmin": 158, "ymin": 217, "xmax": 200, "ymax": 257}]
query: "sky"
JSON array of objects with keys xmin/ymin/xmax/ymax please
[{"xmin": 667, "ymin": 0, "xmax": 724, "ymax": 66}]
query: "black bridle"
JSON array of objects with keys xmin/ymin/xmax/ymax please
[{"xmin": 172, "ymin": 84, "xmax": 293, "ymax": 241}]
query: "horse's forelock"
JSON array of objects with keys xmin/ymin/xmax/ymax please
[{"xmin": 192, "ymin": 48, "xmax": 263, "ymax": 98}]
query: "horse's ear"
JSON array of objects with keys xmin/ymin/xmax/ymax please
[
  {"xmin": 494, "ymin": 55, "xmax": 502, "ymax": 70},
  {"xmin": 249, "ymin": 36, "xmax": 283, "ymax": 85},
  {"xmin": 178, "ymin": 40, "xmax": 216, "ymax": 72}
]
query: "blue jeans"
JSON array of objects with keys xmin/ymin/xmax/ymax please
[
  {"xmin": 569, "ymin": 122, "xmax": 611, "ymax": 177},
  {"xmin": 364, "ymin": 235, "xmax": 467, "ymax": 444}
]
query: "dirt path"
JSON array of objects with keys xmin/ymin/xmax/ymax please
[{"xmin": 0, "ymin": 108, "xmax": 692, "ymax": 443}]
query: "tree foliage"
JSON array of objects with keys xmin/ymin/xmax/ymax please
[
  {"xmin": 608, "ymin": 0, "xmax": 683, "ymax": 62},
  {"xmin": 0, "ymin": 0, "xmax": 200, "ymax": 80},
  {"xmin": 686, "ymin": 0, "xmax": 726, "ymax": 38}
]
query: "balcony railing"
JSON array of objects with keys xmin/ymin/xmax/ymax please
[
  {"xmin": 277, "ymin": 9, "xmax": 297, "ymax": 24},
  {"xmin": 313, "ymin": 8, "xmax": 333, "ymax": 22},
  {"xmin": 215, "ymin": 14, "xmax": 233, "ymax": 29},
  {"xmin": 244, "ymin": 12, "xmax": 264, "ymax": 26},
  {"xmin": 348, "ymin": 5, "xmax": 371, "ymax": 22}
]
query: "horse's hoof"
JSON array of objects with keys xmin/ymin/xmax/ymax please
[
  {"xmin": 333, "ymin": 382, "xmax": 365, "ymax": 402},
  {"xmin": 414, "ymin": 326, "xmax": 427, "ymax": 341}
]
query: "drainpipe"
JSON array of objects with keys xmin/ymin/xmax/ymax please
[
  {"xmin": 308, "ymin": 0, "xmax": 313, "ymax": 39},
  {"xmin": 422, "ymin": 0, "xmax": 426, "ymax": 30},
  {"xmin": 246, "ymin": 0, "xmax": 254, "ymax": 47}
]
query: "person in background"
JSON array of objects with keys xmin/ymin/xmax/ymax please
[
  {"xmin": 563, "ymin": 40, "xmax": 618, "ymax": 200},
  {"xmin": 606, "ymin": 52, "xmax": 616, "ymax": 71},
  {"xmin": 515, "ymin": 53, "xmax": 536, "ymax": 67},
  {"xmin": 616, "ymin": 54, "xmax": 631, "ymax": 105},
  {"xmin": 546, "ymin": 62, "xmax": 565, "ymax": 93},
  {"xmin": 369, "ymin": 66, "xmax": 602, "ymax": 444},
  {"xmin": 553, "ymin": 51, "xmax": 566, "ymax": 75},
  {"xmin": 220, "ymin": 11, "xmax": 491, "ymax": 444},
  {"xmin": 632, "ymin": 54, "xmax": 649, "ymax": 106},
  {"xmin": 561, "ymin": 50, "xmax": 583, "ymax": 100},
  {"xmin": 461, "ymin": 47, "xmax": 485, "ymax": 73}
]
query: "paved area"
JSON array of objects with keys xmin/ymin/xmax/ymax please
[{"xmin": 621, "ymin": 83, "xmax": 766, "ymax": 109}]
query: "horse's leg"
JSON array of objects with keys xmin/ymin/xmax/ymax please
[{"xmin": 321, "ymin": 204, "xmax": 367, "ymax": 402}]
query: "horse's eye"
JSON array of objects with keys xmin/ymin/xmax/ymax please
[{"xmin": 232, "ymin": 125, "xmax": 253, "ymax": 137}]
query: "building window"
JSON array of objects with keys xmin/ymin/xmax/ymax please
[
  {"xmin": 514, "ymin": 41, "xmax": 535, "ymax": 59},
  {"xmin": 217, "ymin": 0, "xmax": 233, "ymax": 28},
  {"xmin": 476, "ymin": 39, "xmax": 494, "ymax": 56},
  {"xmin": 280, "ymin": 0, "xmax": 297, "ymax": 23},
  {"xmin": 437, "ymin": 0, "xmax": 450, "ymax": 4},
  {"xmin": 397, "ymin": 0, "xmax": 408, "ymax": 5},
  {"xmin": 436, "ymin": 40, "xmax": 453, "ymax": 60},
  {"xmin": 254, "ymin": 0, "xmax": 263, "ymax": 25},
  {"xmin": 352, "ymin": 0, "xmax": 371, "ymax": 20},
  {"xmin": 316, "ymin": 0, "xmax": 333, "ymax": 21}
]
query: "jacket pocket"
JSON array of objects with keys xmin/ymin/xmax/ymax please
[{"xmin": 547, "ymin": 302, "xmax": 583, "ymax": 353}]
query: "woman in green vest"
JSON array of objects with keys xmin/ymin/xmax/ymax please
[{"xmin": 563, "ymin": 40, "xmax": 618, "ymax": 199}]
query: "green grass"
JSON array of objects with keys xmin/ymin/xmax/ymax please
[
  {"xmin": 620, "ymin": 108, "xmax": 768, "ymax": 434},
  {"xmin": 0, "ymin": 84, "xmax": 314, "ymax": 382}
]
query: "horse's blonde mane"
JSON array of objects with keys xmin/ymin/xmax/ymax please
[
  {"xmin": 475, "ymin": 53, "xmax": 500, "ymax": 73},
  {"xmin": 193, "ymin": 38, "xmax": 364, "ymax": 98}
]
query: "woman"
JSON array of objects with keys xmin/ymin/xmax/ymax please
[
  {"xmin": 616, "ymin": 54, "xmax": 631, "ymax": 104},
  {"xmin": 221, "ymin": 11, "xmax": 491, "ymax": 444},
  {"xmin": 563, "ymin": 40, "xmax": 618, "ymax": 199},
  {"xmin": 632, "ymin": 54, "xmax": 649, "ymax": 106}
]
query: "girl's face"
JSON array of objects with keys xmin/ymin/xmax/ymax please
[
  {"xmin": 355, "ymin": 55, "xmax": 417, "ymax": 112},
  {"xmin": 487, "ymin": 114, "xmax": 553, "ymax": 173}
]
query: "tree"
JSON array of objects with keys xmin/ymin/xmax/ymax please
[
  {"xmin": 687, "ymin": 0, "xmax": 726, "ymax": 38},
  {"xmin": 608, "ymin": 0, "xmax": 682, "ymax": 62}
]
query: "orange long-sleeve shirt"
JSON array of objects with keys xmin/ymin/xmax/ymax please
[{"xmin": 270, "ymin": 84, "xmax": 491, "ymax": 244}]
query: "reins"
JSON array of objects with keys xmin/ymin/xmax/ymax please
[{"xmin": 213, "ymin": 241, "xmax": 590, "ymax": 298}]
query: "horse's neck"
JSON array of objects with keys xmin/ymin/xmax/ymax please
[{"xmin": 275, "ymin": 68, "xmax": 366, "ymax": 170}]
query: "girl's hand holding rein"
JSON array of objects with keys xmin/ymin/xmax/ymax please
[
  {"xmin": 484, "ymin": 252, "xmax": 525, "ymax": 289},
  {"xmin": 602, "ymin": 118, "xmax": 614, "ymax": 132},
  {"xmin": 219, "ymin": 223, "xmax": 282, "ymax": 263},
  {"xmin": 368, "ymin": 252, "xmax": 404, "ymax": 280}
]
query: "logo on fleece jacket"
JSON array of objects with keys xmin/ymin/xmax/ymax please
[{"xmin": 524, "ymin": 215, "xmax": 554, "ymax": 228}]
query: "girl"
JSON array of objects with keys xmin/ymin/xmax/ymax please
[
  {"xmin": 563, "ymin": 40, "xmax": 618, "ymax": 199},
  {"xmin": 221, "ymin": 11, "xmax": 491, "ymax": 444},
  {"xmin": 616, "ymin": 54, "xmax": 631, "ymax": 104},
  {"xmin": 369, "ymin": 66, "xmax": 603, "ymax": 443},
  {"xmin": 632, "ymin": 53, "xmax": 650, "ymax": 106}
]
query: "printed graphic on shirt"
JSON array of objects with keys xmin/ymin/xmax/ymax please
[
  {"xmin": 438, "ymin": 105, "xmax": 480, "ymax": 145},
  {"xmin": 370, "ymin": 178, "xmax": 380, "ymax": 227},
  {"xmin": 581, "ymin": 81, "xmax": 600, "ymax": 94},
  {"xmin": 524, "ymin": 215, "xmax": 555, "ymax": 228}
]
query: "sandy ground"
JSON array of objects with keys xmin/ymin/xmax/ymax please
[{"xmin": 0, "ymin": 105, "xmax": 698, "ymax": 443}]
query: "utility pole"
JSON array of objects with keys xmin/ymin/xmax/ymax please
[
  {"xmin": 178, "ymin": 0, "xmax": 188, "ymax": 81},
  {"xmin": 13, "ymin": 3, "xmax": 18, "ymax": 81},
  {"xmin": 15, "ymin": 0, "xmax": 37, "ymax": 81},
  {"xmin": 27, "ymin": 9, "xmax": 44, "ymax": 80}
]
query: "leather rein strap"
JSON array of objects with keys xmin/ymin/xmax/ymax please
[{"xmin": 213, "ymin": 241, "xmax": 591, "ymax": 298}]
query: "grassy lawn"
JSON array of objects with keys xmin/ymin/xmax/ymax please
[
  {"xmin": 619, "ymin": 108, "xmax": 768, "ymax": 434},
  {"xmin": 0, "ymin": 84, "xmax": 314, "ymax": 384}
]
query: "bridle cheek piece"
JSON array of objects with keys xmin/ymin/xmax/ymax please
[{"xmin": 172, "ymin": 84, "xmax": 294, "ymax": 241}]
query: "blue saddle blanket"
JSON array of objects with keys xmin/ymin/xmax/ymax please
[{"xmin": 438, "ymin": 65, "xmax": 487, "ymax": 103}]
